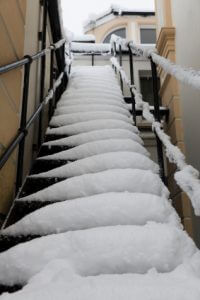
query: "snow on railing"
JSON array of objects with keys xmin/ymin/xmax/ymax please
[
  {"xmin": 45, "ymin": 72, "xmax": 65, "ymax": 105},
  {"xmin": 54, "ymin": 38, "xmax": 66, "ymax": 50},
  {"xmin": 71, "ymin": 42, "xmax": 111, "ymax": 55},
  {"xmin": 111, "ymin": 34, "xmax": 200, "ymax": 91},
  {"xmin": 110, "ymin": 54, "xmax": 200, "ymax": 216}
]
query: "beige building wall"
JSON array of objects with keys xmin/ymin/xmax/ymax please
[
  {"xmin": 0, "ymin": 0, "xmax": 27, "ymax": 222},
  {"xmin": 0, "ymin": 0, "xmax": 55, "ymax": 225},
  {"xmin": 85, "ymin": 15, "xmax": 156, "ymax": 43},
  {"xmin": 155, "ymin": 0, "xmax": 200, "ymax": 247}
]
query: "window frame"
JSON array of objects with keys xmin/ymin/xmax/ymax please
[
  {"xmin": 102, "ymin": 26, "xmax": 127, "ymax": 43},
  {"xmin": 139, "ymin": 25, "xmax": 156, "ymax": 45}
]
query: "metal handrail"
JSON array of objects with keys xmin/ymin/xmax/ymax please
[
  {"xmin": 0, "ymin": 38, "xmax": 67, "ymax": 194},
  {"xmin": 110, "ymin": 41, "xmax": 200, "ymax": 216},
  {"xmin": 0, "ymin": 40, "xmax": 66, "ymax": 75}
]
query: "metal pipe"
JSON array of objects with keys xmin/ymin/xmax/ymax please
[
  {"xmin": 92, "ymin": 53, "xmax": 94, "ymax": 66},
  {"xmin": 16, "ymin": 56, "xmax": 32, "ymax": 193},
  {"xmin": 119, "ymin": 45, "xmax": 123, "ymax": 93},
  {"xmin": 38, "ymin": 0, "xmax": 48, "ymax": 147},
  {"xmin": 127, "ymin": 45, "xmax": 136, "ymax": 124},
  {"xmin": 0, "ymin": 39, "xmax": 65, "ymax": 172},
  {"xmin": 128, "ymin": 44, "xmax": 134, "ymax": 85},
  {"xmin": 48, "ymin": 47, "xmax": 55, "ymax": 121},
  {"xmin": 151, "ymin": 58, "xmax": 166, "ymax": 183}
]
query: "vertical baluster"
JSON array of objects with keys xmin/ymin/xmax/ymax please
[
  {"xmin": 48, "ymin": 45, "xmax": 55, "ymax": 121},
  {"xmin": 38, "ymin": 0, "xmax": 48, "ymax": 147},
  {"xmin": 119, "ymin": 44, "xmax": 124, "ymax": 94},
  {"xmin": 128, "ymin": 44, "xmax": 136, "ymax": 124},
  {"xmin": 151, "ymin": 58, "xmax": 166, "ymax": 183},
  {"xmin": 16, "ymin": 57, "xmax": 32, "ymax": 193}
]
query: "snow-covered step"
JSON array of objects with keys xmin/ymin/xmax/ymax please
[
  {"xmin": 54, "ymin": 104, "xmax": 130, "ymax": 117},
  {"xmin": 39, "ymin": 139, "xmax": 149, "ymax": 161},
  {"xmin": 30, "ymin": 152, "xmax": 159, "ymax": 179},
  {"xmin": 57, "ymin": 97, "xmax": 128, "ymax": 109},
  {"xmin": 0, "ymin": 224, "xmax": 196, "ymax": 287},
  {"xmin": 49, "ymin": 111, "xmax": 132, "ymax": 127},
  {"xmin": 46, "ymin": 120, "xmax": 138, "ymax": 136},
  {"xmin": 5, "ymin": 262, "xmax": 200, "ymax": 300},
  {"xmin": 2, "ymin": 193, "xmax": 180, "ymax": 238},
  {"xmin": 43, "ymin": 129, "xmax": 143, "ymax": 147},
  {"xmin": 18, "ymin": 169, "xmax": 169, "ymax": 203}
]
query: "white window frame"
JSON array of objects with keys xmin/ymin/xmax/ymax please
[
  {"xmin": 102, "ymin": 26, "xmax": 127, "ymax": 43},
  {"xmin": 139, "ymin": 25, "xmax": 156, "ymax": 45}
]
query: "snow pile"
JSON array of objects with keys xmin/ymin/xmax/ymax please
[
  {"xmin": 44, "ymin": 72, "xmax": 64, "ymax": 105},
  {"xmin": 2, "ymin": 193, "xmax": 180, "ymax": 237},
  {"xmin": 54, "ymin": 104, "xmax": 130, "ymax": 117},
  {"xmin": 72, "ymin": 34, "xmax": 95, "ymax": 42},
  {"xmin": 57, "ymin": 97, "xmax": 128, "ymax": 109},
  {"xmin": 31, "ymin": 152, "xmax": 159, "ymax": 178},
  {"xmin": 19, "ymin": 169, "xmax": 169, "ymax": 202},
  {"xmin": 0, "ymin": 224, "xmax": 196, "ymax": 286},
  {"xmin": 44, "ymin": 129, "xmax": 143, "ymax": 147},
  {"xmin": 112, "ymin": 34, "xmax": 200, "ymax": 93},
  {"xmin": 47, "ymin": 119, "xmax": 137, "ymax": 136},
  {"xmin": 50, "ymin": 111, "xmax": 131, "ymax": 127},
  {"xmin": 40, "ymin": 139, "xmax": 149, "ymax": 161},
  {"xmin": 151, "ymin": 52, "xmax": 200, "ymax": 91},
  {"xmin": 71, "ymin": 42, "xmax": 111, "ymax": 54},
  {"xmin": 2, "ymin": 259, "xmax": 200, "ymax": 300}
]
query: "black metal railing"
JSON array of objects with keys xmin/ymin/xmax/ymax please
[
  {"xmin": 0, "ymin": 38, "xmax": 67, "ymax": 194},
  {"xmin": 112, "ymin": 41, "xmax": 166, "ymax": 183}
]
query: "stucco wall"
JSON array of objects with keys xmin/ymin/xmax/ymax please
[
  {"xmin": 0, "ymin": 0, "xmax": 54, "ymax": 224},
  {"xmin": 0, "ymin": 0, "xmax": 26, "ymax": 221},
  {"xmin": 170, "ymin": 0, "xmax": 200, "ymax": 247}
]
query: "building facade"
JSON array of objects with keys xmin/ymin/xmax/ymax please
[{"xmin": 155, "ymin": 0, "xmax": 200, "ymax": 246}]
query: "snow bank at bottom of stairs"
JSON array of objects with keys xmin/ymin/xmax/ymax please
[
  {"xmin": 2, "ymin": 255, "xmax": 200, "ymax": 300},
  {"xmin": 2, "ymin": 193, "xmax": 180, "ymax": 236},
  {"xmin": 0, "ymin": 224, "xmax": 197, "ymax": 286}
]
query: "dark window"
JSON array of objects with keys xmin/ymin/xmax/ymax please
[
  {"xmin": 103, "ymin": 28, "xmax": 126, "ymax": 43},
  {"xmin": 140, "ymin": 28, "xmax": 156, "ymax": 44},
  {"xmin": 140, "ymin": 76, "xmax": 154, "ymax": 106},
  {"xmin": 140, "ymin": 72, "xmax": 160, "ymax": 106}
]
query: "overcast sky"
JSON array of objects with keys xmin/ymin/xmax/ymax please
[{"xmin": 61, "ymin": 0, "xmax": 155, "ymax": 34}]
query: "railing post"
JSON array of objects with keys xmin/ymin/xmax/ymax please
[
  {"xmin": 150, "ymin": 58, "xmax": 166, "ymax": 183},
  {"xmin": 92, "ymin": 53, "xmax": 94, "ymax": 66},
  {"xmin": 38, "ymin": 0, "xmax": 48, "ymax": 147},
  {"xmin": 114, "ymin": 42, "xmax": 117, "ymax": 73},
  {"xmin": 128, "ymin": 44, "xmax": 136, "ymax": 124},
  {"xmin": 128, "ymin": 44, "xmax": 134, "ymax": 85},
  {"xmin": 130, "ymin": 89, "xmax": 137, "ymax": 125},
  {"xmin": 48, "ymin": 45, "xmax": 55, "ymax": 121},
  {"xmin": 119, "ymin": 44, "xmax": 124, "ymax": 94},
  {"xmin": 16, "ymin": 57, "xmax": 32, "ymax": 193}
]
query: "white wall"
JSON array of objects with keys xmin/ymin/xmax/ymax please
[
  {"xmin": 171, "ymin": 0, "xmax": 200, "ymax": 247},
  {"xmin": 171, "ymin": 0, "xmax": 200, "ymax": 170}
]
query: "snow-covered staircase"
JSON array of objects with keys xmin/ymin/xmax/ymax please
[{"xmin": 0, "ymin": 66, "xmax": 200, "ymax": 299}]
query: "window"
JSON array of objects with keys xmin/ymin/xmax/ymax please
[
  {"xmin": 103, "ymin": 28, "xmax": 126, "ymax": 43},
  {"xmin": 140, "ymin": 28, "xmax": 156, "ymax": 44},
  {"xmin": 139, "ymin": 71, "xmax": 160, "ymax": 106}
]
